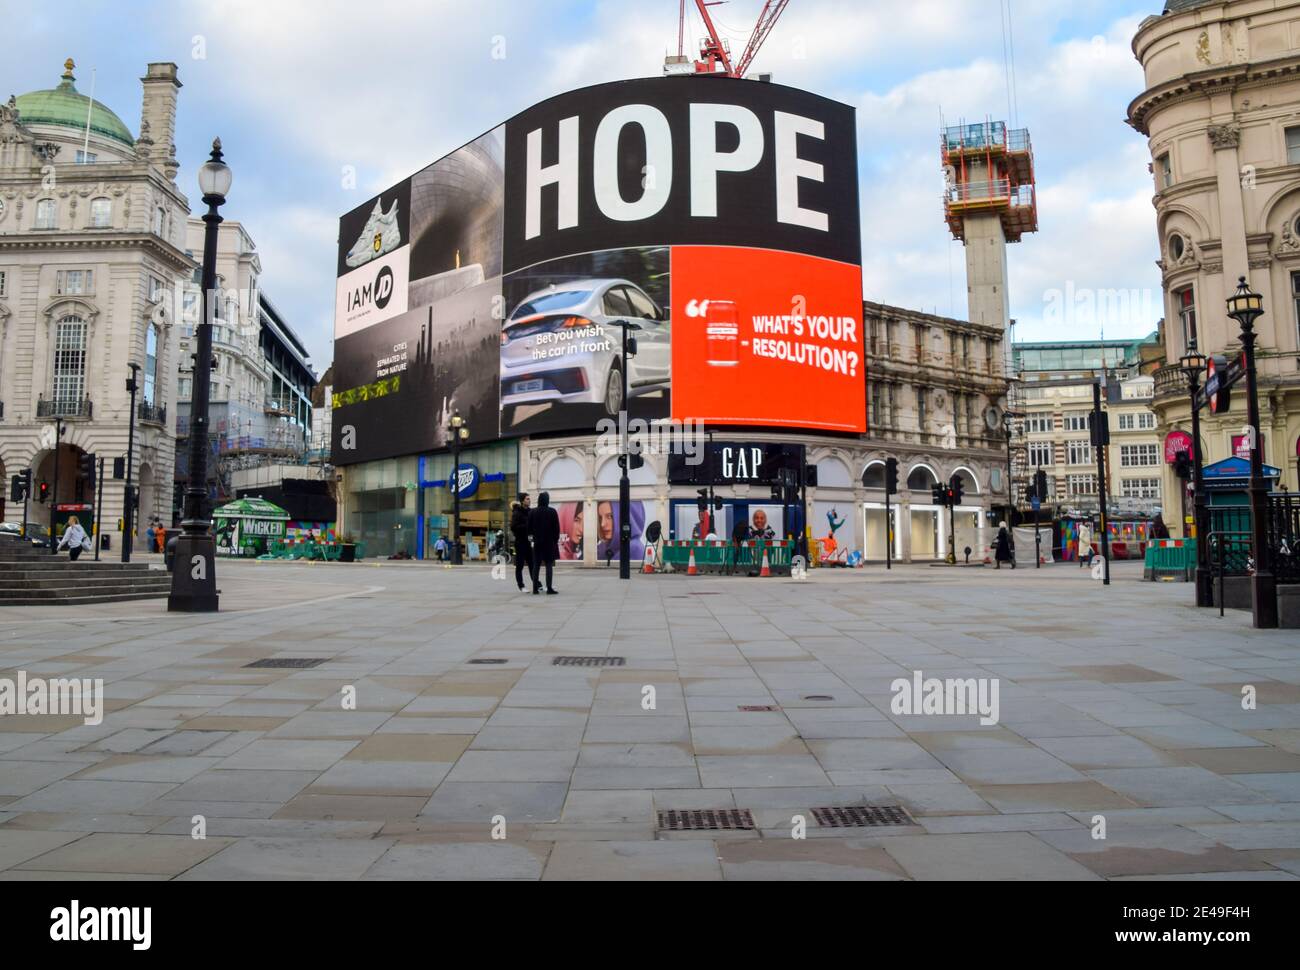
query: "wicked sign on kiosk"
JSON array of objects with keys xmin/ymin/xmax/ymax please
[{"xmin": 331, "ymin": 75, "xmax": 868, "ymax": 561}]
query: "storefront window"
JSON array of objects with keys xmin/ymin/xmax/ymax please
[
  {"xmin": 420, "ymin": 441, "xmax": 519, "ymax": 561},
  {"xmin": 346, "ymin": 456, "xmax": 419, "ymax": 558}
]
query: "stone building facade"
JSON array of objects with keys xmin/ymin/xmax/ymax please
[
  {"xmin": 1129, "ymin": 0, "xmax": 1300, "ymax": 534},
  {"xmin": 0, "ymin": 60, "xmax": 190, "ymax": 545}
]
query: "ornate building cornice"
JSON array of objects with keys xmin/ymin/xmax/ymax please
[{"xmin": 0, "ymin": 231, "xmax": 194, "ymax": 273}]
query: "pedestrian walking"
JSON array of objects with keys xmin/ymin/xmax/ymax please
[
  {"xmin": 57, "ymin": 515, "xmax": 92, "ymax": 562},
  {"xmin": 511, "ymin": 492, "xmax": 537, "ymax": 592},
  {"xmin": 1151, "ymin": 514, "xmax": 1170, "ymax": 540},
  {"xmin": 145, "ymin": 521, "xmax": 157, "ymax": 554},
  {"xmin": 994, "ymin": 522, "xmax": 1016, "ymax": 570},
  {"xmin": 433, "ymin": 535, "xmax": 448, "ymax": 562},
  {"xmin": 528, "ymin": 491, "xmax": 560, "ymax": 595},
  {"xmin": 1077, "ymin": 520, "xmax": 1095, "ymax": 568}
]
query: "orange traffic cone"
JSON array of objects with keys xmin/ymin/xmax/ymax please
[
  {"xmin": 759, "ymin": 547, "xmax": 772, "ymax": 578},
  {"xmin": 643, "ymin": 546, "xmax": 655, "ymax": 574},
  {"xmin": 687, "ymin": 547, "xmax": 698, "ymax": 576}
]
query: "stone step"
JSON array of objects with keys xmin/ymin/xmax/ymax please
[
  {"xmin": 0, "ymin": 582, "xmax": 171, "ymax": 599},
  {"xmin": 0, "ymin": 590, "xmax": 170, "ymax": 606},
  {"xmin": 0, "ymin": 576, "xmax": 171, "ymax": 591}
]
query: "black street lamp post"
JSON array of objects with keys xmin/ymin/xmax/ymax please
[
  {"xmin": 448, "ymin": 411, "xmax": 468, "ymax": 565},
  {"xmin": 122, "ymin": 362, "xmax": 139, "ymax": 562},
  {"xmin": 48, "ymin": 417, "xmax": 65, "ymax": 555},
  {"xmin": 169, "ymin": 139, "xmax": 230, "ymax": 612},
  {"xmin": 1180, "ymin": 349, "xmax": 1211, "ymax": 607},
  {"xmin": 1226, "ymin": 276, "xmax": 1278, "ymax": 629}
]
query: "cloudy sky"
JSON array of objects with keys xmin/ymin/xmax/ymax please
[{"xmin": 3, "ymin": 0, "xmax": 1165, "ymax": 370}]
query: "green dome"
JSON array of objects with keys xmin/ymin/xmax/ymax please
[{"xmin": 15, "ymin": 59, "xmax": 134, "ymax": 149}]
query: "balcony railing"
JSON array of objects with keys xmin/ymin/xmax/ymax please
[
  {"xmin": 1154, "ymin": 364, "xmax": 1190, "ymax": 400},
  {"xmin": 138, "ymin": 401, "xmax": 167, "ymax": 425},
  {"xmin": 36, "ymin": 397, "xmax": 93, "ymax": 419}
]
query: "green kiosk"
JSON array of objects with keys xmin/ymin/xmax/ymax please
[
  {"xmin": 1201, "ymin": 456, "xmax": 1281, "ymax": 607},
  {"xmin": 213, "ymin": 498, "xmax": 290, "ymax": 558}
]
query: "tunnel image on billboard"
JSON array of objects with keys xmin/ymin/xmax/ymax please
[{"xmin": 333, "ymin": 77, "xmax": 863, "ymax": 465}]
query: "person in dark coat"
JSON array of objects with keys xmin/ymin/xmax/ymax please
[
  {"xmin": 994, "ymin": 522, "xmax": 1016, "ymax": 569},
  {"xmin": 528, "ymin": 491, "xmax": 561, "ymax": 595},
  {"xmin": 510, "ymin": 493, "xmax": 536, "ymax": 592}
]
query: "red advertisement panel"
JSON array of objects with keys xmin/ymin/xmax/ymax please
[{"xmin": 669, "ymin": 247, "xmax": 865, "ymax": 432}]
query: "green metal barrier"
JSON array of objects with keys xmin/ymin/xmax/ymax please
[
  {"xmin": 1143, "ymin": 538, "xmax": 1197, "ymax": 581},
  {"xmin": 659, "ymin": 540, "xmax": 794, "ymax": 575}
]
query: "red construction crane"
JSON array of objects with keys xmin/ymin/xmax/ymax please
[{"xmin": 677, "ymin": 0, "xmax": 791, "ymax": 78}]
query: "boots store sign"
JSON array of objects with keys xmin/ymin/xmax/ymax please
[{"xmin": 332, "ymin": 77, "xmax": 864, "ymax": 466}]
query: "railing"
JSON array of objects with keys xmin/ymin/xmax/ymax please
[
  {"xmin": 1207, "ymin": 507, "xmax": 1253, "ymax": 577},
  {"xmin": 1268, "ymin": 492, "xmax": 1300, "ymax": 584},
  {"xmin": 137, "ymin": 401, "xmax": 167, "ymax": 425},
  {"xmin": 1154, "ymin": 364, "xmax": 1190, "ymax": 400},
  {"xmin": 942, "ymin": 122, "xmax": 1031, "ymax": 154},
  {"xmin": 36, "ymin": 397, "xmax": 93, "ymax": 419},
  {"xmin": 947, "ymin": 179, "xmax": 1011, "ymax": 204},
  {"xmin": 264, "ymin": 397, "xmax": 294, "ymax": 415}
]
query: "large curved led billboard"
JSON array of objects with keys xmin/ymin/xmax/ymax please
[{"xmin": 332, "ymin": 77, "xmax": 862, "ymax": 465}]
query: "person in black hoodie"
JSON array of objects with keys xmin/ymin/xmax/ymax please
[
  {"xmin": 528, "ymin": 491, "xmax": 561, "ymax": 595},
  {"xmin": 510, "ymin": 492, "xmax": 537, "ymax": 592}
]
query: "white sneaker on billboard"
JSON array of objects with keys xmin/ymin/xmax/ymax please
[{"xmin": 345, "ymin": 199, "xmax": 401, "ymax": 268}]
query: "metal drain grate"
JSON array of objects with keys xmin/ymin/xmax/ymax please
[
  {"xmin": 812, "ymin": 805, "xmax": 914, "ymax": 828},
  {"xmin": 243, "ymin": 658, "xmax": 329, "ymax": 669},
  {"xmin": 739, "ymin": 705, "xmax": 780, "ymax": 712},
  {"xmin": 552, "ymin": 656, "xmax": 626, "ymax": 667},
  {"xmin": 467, "ymin": 659, "xmax": 509, "ymax": 665},
  {"xmin": 658, "ymin": 809, "xmax": 755, "ymax": 831}
]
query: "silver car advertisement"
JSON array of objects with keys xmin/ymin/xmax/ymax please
[{"xmin": 499, "ymin": 246, "xmax": 670, "ymax": 436}]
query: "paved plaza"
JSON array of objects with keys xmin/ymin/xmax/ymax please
[{"xmin": 1, "ymin": 558, "xmax": 1299, "ymax": 881}]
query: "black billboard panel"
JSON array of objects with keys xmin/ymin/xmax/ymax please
[{"xmin": 501, "ymin": 77, "xmax": 860, "ymax": 274}]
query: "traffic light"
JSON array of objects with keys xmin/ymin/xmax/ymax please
[
  {"xmin": 1034, "ymin": 470, "xmax": 1048, "ymax": 501},
  {"xmin": 1089, "ymin": 411, "xmax": 1110, "ymax": 447},
  {"xmin": 79, "ymin": 452, "xmax": 97, "ymax": 489},
  {"xmin": 38, "ymin": 480, "xmax": 50, "ymax": 504},
  {"xmin": 949, "ymin": 474, "xmax": 964, "ymax": 506},
  {"xmin": 1173, "ymin": 450, "xmax": 1192, "ymax": 480},
  {"xmin": 884, "ymin": 457, "xmax": 900, "ymax": 496},
  {"xmin": 931, "ymin": 483, "xmax": 946, "ymax": 507},
  {"xmin": 697, "ymin": 489, "xmax": 709, "ymax": 512},
  {"xmin": 9, "ymin": 475, "xmax": 24, "ymax": 503},
  {"xmin": 112, "ymin": 456, "xmax": 126, "ymax": 480}
]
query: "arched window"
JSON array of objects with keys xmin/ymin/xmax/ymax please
[
  {"xmin": 143, "ymin": 325, "xmax": 159, "ymax": 404},
  {"xmin": 35, "ymin": 199, "xmax": 57, "ymax": 229},
  {"xmin": 90, "ymin": 197, "xmax": 112, "ymax": 228},
  {"xmin": 53, "ymin": 315, "xmax": 87, "ymax": 406}
]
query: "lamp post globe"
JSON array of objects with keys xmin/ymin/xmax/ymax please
[{"xmin": 1225, "ymin": 276, "xmax": 1277, "ymax": 629}]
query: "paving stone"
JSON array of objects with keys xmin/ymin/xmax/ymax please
[
  {"xmin": 176, "ymin": 837, "xmax": 394, "ymax": 880},
  {"xmin": 419, "ymin": 782, "xmax": 569, "ymax": 823},
  {"xmin": 364, "ymin": 842, "xmax": 547, "ymax": 880},
  {"xmin": 16, "ymin": 833, "xmax": 233, "ymax": 876},
  {"xmin": 881, "ymin": 832, "xmax": 1101, "ymax": 881},
  {"xmin": 543, "ymin": 839, "xmax": 722, "ymax": 880}
]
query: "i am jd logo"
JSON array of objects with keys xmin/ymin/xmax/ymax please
[{"xmin": 347, "ymin": 264, "xmax": 395, "ymax": 313}]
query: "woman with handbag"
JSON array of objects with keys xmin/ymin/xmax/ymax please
[{"xmin": 57, "ymin": 516, "xmax": 92, "ymax": 562}]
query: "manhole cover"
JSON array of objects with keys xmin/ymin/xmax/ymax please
[
  {"xmin": 243, "ymin": 658, "xmax": 329, "ymax": 669},
  {"xmin": 812, "ymin": 805, "xmax": 913, "ymax": 828},
  {"xmin": 552, "ymin": 656, "xmax": 626, "ymax": 667},
  {"xmin": 657, "ymin": 809, "xmax": 755, "ymax": 831},
  {"xmin": 739, "ymin": 705, "xmax": 780, "ymax": 712},
  {"xmin": 467, "ymin": 659, "xmax": 508, "ymax": 665}
]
